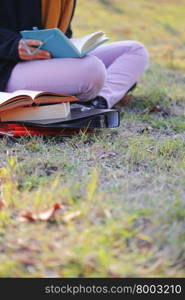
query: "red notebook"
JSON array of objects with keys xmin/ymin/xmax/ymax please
[{"xmin": 0, "ymin": 123, "xmax": 92, "ymax": 137}]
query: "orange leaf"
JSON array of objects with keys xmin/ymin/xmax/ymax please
[
  {"xmin": 0, "ymin": 197, "xmax": 5, "ymax": 210},
  {"xmin": 95, "ymin": 147, "xmax": 116, "ymax": 159},
  {"xmin": 19, "ymin": 203, "xmax": 62, "ymax": 222},
  {"xmin": 20, "ymin": 212, "xmax": 37, "ymax": 222},
  {"xmin": 38, "ymin": 203, "xmax": 61, "ymax": 221}
]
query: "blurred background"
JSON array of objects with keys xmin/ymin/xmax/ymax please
[{"xmin": 73, "ymin": 0, "xmax": 185, "ymax": 70}]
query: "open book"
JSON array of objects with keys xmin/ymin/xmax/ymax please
[
  {"xmin": 0, "ymin": 90, "xmax": 77, "ymax": 121},
  {"xmin": 21, "ymin": 28, "xmax": 109, "ymax": 58},
  {"xmin": 70, "ymin": 31, "xmax": 109, "ymax": 56}
]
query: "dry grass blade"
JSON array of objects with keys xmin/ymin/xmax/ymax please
[{"xmin": 63, "ymin": 211, "xmax": 81, "ymax": 223}]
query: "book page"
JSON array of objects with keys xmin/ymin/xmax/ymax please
[
  {"xmin": 0, "ymin": 90, "xmax": 41, "ymax": 110},
  {"xmin": 11, "ymin": 90, "xmax": 76, "ymax": 102},
  {"xmin": 12, "ymin": 90, "xmax": 44, "ymax": 100},
  {"xmin": 0, "ymin": 90, "xmax": 75, "ymax": 112},
  {"xmin": 70, "ymin": 31, "xmax": 106, "ymax": 53},
  {"xmin": 81, "ymin": 34, "xmax": 109, "ymax": 54},
  {"xmin": 0, "ymin": 92, "xmax": 14, "ymax": 105}
]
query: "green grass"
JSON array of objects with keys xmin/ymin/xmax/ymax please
[{"xmin": 0, "ymin": 0, "xmax": 185, "ymax": 277}]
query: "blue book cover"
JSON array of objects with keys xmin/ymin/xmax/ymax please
[{"xmin": 20, "ymin": 28, "xmax": 109, "ymax": 58}]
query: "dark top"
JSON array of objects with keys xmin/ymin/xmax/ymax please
[{"xmin": 0, "ymin": 0, "xmax": 76, "ymax": 91}]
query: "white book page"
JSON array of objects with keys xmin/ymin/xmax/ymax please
[
  {"xmin": 12, "ymin": 90, "xmax": 43, "ymax": 99},
  {"xmin": 81, "ymin": 34, "xmax": 108, "ymax": 53},
  {"xmin": 70, "ymin": 31, "xmax": 105, "ymax": 53},
  {"xmin": 0, "ymin": 92, "xmax": 14, "ymax": 104}
]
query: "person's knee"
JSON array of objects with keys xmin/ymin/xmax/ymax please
[
  {"xmin": 80, "ymin": 56, "xmax": 106, "ymax": 101},
  {"xmin": 129, "ymin": 41, "xmax": 149, "ymax": 70}
]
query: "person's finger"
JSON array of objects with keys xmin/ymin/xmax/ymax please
[
  {"xmin": 19, "ymin": 43, "xmax": 51, "ymax": 56},
  {"xmin": 22, "ymin": 46, "xmax": 51, "ymax": 57},
  {"xmin": 33, "ymin": 54, "xmax": 51, "ymax": 59},
  {"xmin": 20, "ymin": 55, "xmax": 49, "ymax": 60},
  {"xmin": 19, "ymin": 47, "xmax": 51, "ymax": 60},
  {"xmin": 22, "ymin": 39, "xmax": 43, "ymax": 47},
  {"xmin": 19, "ymin": 51, "xmax": 51, "ymax": 60},
  {"xmin": 19, "ymin": 54, "xmax": 31, "ymax": 60},
  {"xmin": 18, "ymin": 49, "xmax": 32, "ymax": 60},
  {"xmin": 31, "ymin": 48, "xmax": 51, "ymax": 57},
  {"xmin": 18, "ymin": 39, "xmax": 43, "ymax": 52},
  {"xmin": 20, "ymin": 54, "xmax": 49, "ymax": 60},
  {"xmin": 19, "ymin": 53, "xmax": 32, "ymax": 60}
]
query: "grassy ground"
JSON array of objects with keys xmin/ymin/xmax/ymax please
[{"xmin": 0, "ymin": 0, "xmax": 185, "ymax": 277}]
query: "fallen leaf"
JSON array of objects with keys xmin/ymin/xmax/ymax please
[
  {"xmin": 100, "ymin": 152, "xmax": 116, "ymax": 159},
  {"xmin": 63, "ymin": 211, "xmax": 81, "ymax": 222},
  {"xmin": 0, "ymin": 197, "xmax": 5, "ymax": 210},
  {"xmin": 143, "ymin": 105, "xmax": 170, "ymax": 117},
  {"xmin": 18, "ymin": 254, "xmax": 37, "ymax": 267},
  {"xmin": 38, "ymin": 203, "xmax": 61, "ymax": 221},
  {"xmin": 116, "ymin": 94, "xmax": 133, "ymax": 106},
  {"xmin": 149, "ymin": 105, "xmax": 162, "ymax": 113},
  {"xmin": 17, "ymin": 242, "xmax": 41, "ymax": 254},
  {"xmin": 137, "ymin": 238, "xmax": 153, "ymax": 250},
  {"xmin": 20, "ymin": 212, "xmax": 36, "ymax": 222},
  {"xmin": 19, "ymin": 203, "xmax": 62, "ymax": 222},
  {"xmin": 95, "ymin": 147, "xmax": 116, "ymax": 159}
]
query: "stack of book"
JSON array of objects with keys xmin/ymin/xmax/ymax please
[{"xmin": 0, "ymin": 90, "xmax": 120, "ymax": 137}]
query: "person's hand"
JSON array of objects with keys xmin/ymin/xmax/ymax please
[{"xmin": 18, "ymin": 39, "xmax": 51, "ymax": 60}]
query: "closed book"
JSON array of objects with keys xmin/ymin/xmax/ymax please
[
  {"xmin": 0, "ymin": 102, "xmax": 70, "ymax": 122},
  {"xmin": 7, "ymin": 105, "xmax": 120, "ymax": 128}
]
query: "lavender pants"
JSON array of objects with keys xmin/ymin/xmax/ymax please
[{"xmin": 6, "ymin": 41, "xmax": 149, "ymax": 108}]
